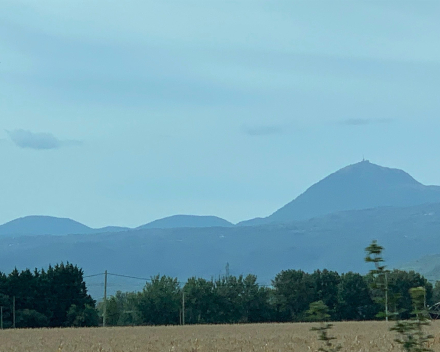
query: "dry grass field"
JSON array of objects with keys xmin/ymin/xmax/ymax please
[{"xmin": 1, "ymin": 321, "xmax": 440, "ymax": 352}]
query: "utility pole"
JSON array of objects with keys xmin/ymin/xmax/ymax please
[
  {"xmin": 385, "ymin": 272, "xmax": 388, "ymax": 322},
  {"xmin": 182, "ymin": 291, "xmax": 185, "ymax": 325},
  {"xmin": 424, "ymin": 286, "xmax": 427, "ymax": 309},
  {"xmin": 13, "ymin": 296, "xmax": 15, "ymax": 329},
  {"xmin": 103, "ymin": 270, "xmax": 108, "ymax": 327},
  {"xmin": 1, "ymin": 306, "xmax": 3, "ymax": 330}
]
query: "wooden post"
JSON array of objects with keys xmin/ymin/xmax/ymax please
[
  {"xmin": 13, "ymin": 296, "xmax": 15, "ymax": 328},
  {"xmin": 103, "ymin": 270, "xmax": 108, "ymax": 327}
]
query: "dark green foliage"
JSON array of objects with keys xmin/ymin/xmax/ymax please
[
  {"xmin": 430, "ymin": 281, "xmax": 440, "ymax": 306},
  {"xmin": 40, "ymin": 263, "xmax": 96, "ymax": 327},
  {"xmin": 102, "ymin": 268, "xmax": 432, "ymax": 326},
  {"xmin": 311, "ymin": 270, "xmax": 341, "ymax": 320},
  {"xmin": 272, "ymin": 269, "xmax": 341, "ymax": 322},
  {"xmin": 0, "ymin": 293, "xmax": 12, "ymax": 328},
  {"xmin": 182, "ymin": 275, "xmax": 274, "ymax": 324},
  {"xmin": 390, "ymin": 287, "xmax": 433, "ymax": 352},
  {"xmin": 385, "ymin": 270, "xmax": 432, "ymax": 319},
  {"xmin": 66, "ymin": 304, "xmax": 99, "ymax": 327},
  {"xmin": 184, "ymin": 277, "xmax": 216, "ymax": 324},
  {"xmin": 16, "ymin": 309, "xmax": 49, "ymax": 328},
  {"xmin": 0, "ymin": 262, "xmax": 427, "ymax": 328},
  {"xmin": 272, "ymin": 269, "xmax": 316, "ymax": 321},
  {"xmin": 0, "ymin": 263, "xmax": 96, "ymax": 328},
  {"xmin": 137, "ymin": 275, "xmax": 181, "ymax": 325},
  {"xmin": 241, "ymin": 275, "xmax": 274, "ymax": 323},
  {"xmin": 96, "ymin": 291, "xmax": 143, "ymax": 326},
  {"xmin": 337, "ymin": 272, "xmax": 377, "ymax": 320}
]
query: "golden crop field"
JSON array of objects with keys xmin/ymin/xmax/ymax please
[{"xmin": 1, "ymin": 321, "xmax": 440, "ymax": 352}]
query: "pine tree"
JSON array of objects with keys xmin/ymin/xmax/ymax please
[
  {"xmin": 365, "ymin": 240, "xmax": 389, "ymax": 320},
  {"xmin": 307, "ymin": 300, "xmax": 341, "ymax": 352},
  {"xmin": 390, "ymin": 287, "xmax": 433, "ymax": 352}
]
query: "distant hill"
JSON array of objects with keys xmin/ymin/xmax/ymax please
[
  {"xmin": 399, "ymin": 254, "xmax": 440, "ymax": 283},
  {"xmin": 239, "ymin": 160, "xmax": 440, "ymax": 225},
  {"xmin": 0, "ymin": 216, "xmax": 129, "ymax": 236},
  {"xmin": 4, "ymin": 202, "xmax": 440, "ymax": 298},
  {"xmin": 0, "ymin": 216, "xmax": 93, "ymax": 236},
  {"xmin": 137, "ymin": 215, "xmax": 233, "ymax": 229},
  {"xmin": 0, "ymin": 214, "xmax": 231, "ymax": 237}
]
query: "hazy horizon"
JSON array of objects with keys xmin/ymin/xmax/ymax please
[{"xmin": 2, "ymin": 1, "xmax": 440, "ymax": 227}]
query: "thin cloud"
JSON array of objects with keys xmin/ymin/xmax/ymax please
[
  {"xmin": 242, "ymin": 124, "xmax": 284, "ymax": 136},
  {"xmin": 6, "ymin": 129, "xmax": 82, "ymax": 150},
  {"xmin": 339, "ymin": 118, "xmax": 394, "ymax": 126}
]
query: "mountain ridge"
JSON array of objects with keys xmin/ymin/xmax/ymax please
[
  {"xmin": 137, "ymin": 215, "xmax": 233, "ymax": 229},
  {"xmin": 0, "ymin": 214, "xmax": 234, "ymax": 237},
  {"xmin": 4, "ymin": 161, "xmax": 440, "ymax": 235},
  {"xmin": 4, "ymin": 201, "xmax": 440, "ymax": 298},
  {"xmin": 238, "ymin": 160, "xmax": 440, "ymax": 226},
  {"xmin": 0, "ymin": 216, "xmax": 130, "ymax": 237}
]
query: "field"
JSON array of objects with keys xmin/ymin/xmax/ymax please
[{"xmin": 1, "ymin": 321, "xmax": 440, "ymax": 352}]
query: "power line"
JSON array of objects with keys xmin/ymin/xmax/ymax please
[
  {"xmin": 107, "ymin": 273, "xmax": 152, "ymax": 282},
  {"xmin": 84, "ymin": 273, "xmax": 105, "ymax": 278}
]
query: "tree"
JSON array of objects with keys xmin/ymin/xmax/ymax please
[
  {"xmin": 386, "ymin": 270, "xmax": 432, "ymax": 319},
  {"xmin": 105, "ymin": 296, "xmax": 120, "ymax": 326},
  {"xmin": 39, "ymin": 263, "xmax": 96, "ymax": 327},
  {"xmin": 272, "ymin": 269, "xmax": 315, "ymax": 321},
  {"xmin": 66, "ymin": 304, "xmax": 99, "ymax": 327},
  {"xmin": 242, "ymin": 275, "xmax": 274, "ymax": 323},
  {"xmin": 365, "ymin": 240, "xmax": 389, "ymax": 320},
  {"xmin": 0, "ymin": 293, "xmax": 12, "ymax": 328},
  {"xmin": 307, "ymin": 300, "xmax": 341, "ymax": 352},
  {"xmin": 311, "ymin": 270, "xmax": 340, "ymax": 320},
  {"xmin": 98, "ymin": 291, "xmax": 143, "ymax": 326},
  {"xmin": 184, "ymin": 277, "xmax": 216, "ymax": 324},
  {"xmin": 211, "ymin": 275, "xmax": 245, "ymax": 323},
  {"xmin": 0, "ymin": 263, "xmax": 96, "ymax": 328},
  {"xmin": 138, "ymin": 275, "xmax": 181, "ymax": 325},
  {"xmin": 116, "ymin": 291, "xmax": 143, "ymax": 326},
  {"xmin": 337, "ymin": 272, "xmax": 377, "ymax": 320},
  {"xmin": 391, "ymin": 287, "xmax": 433, "ymax": 352},
  {"xmin": 430, "ymin": 281, "xmax": 440, "ymax": 306},
  {"xmin": 16, "ymin": 309, "xmax": 49, "ymax": 328}
]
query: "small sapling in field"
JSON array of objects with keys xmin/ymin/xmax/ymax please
[
  {"xmin": 307, "ymin": 300, "xmax": 341, "ymax": 352},
  {"xmin": 391, "ymin": 287, "xmax": 433, "ymax": 352}
]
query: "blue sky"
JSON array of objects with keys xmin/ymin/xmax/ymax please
[{"xmin": 1, "ymin": 1, "xmax": 440, "ymax": 227}]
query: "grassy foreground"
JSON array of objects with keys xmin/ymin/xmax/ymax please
[{"xmin": 1, "ymin": 321, "xmax": 440, "ymax": 352}]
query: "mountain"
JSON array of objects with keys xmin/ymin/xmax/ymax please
[
  {"xmin": 137, "ymin": 215, "xmax": 233, "ymax": 229},
  {"xmin": 4, "ymin": 202, "xmax": 440, "ymax": 298},
  {"xmin": 0, "ymin": 214, "xmax": 232, "ymax": 237},
  {"xmin": 0, "ymin": 216, "xmax": 93, "ymax": 236},
  {"xmin": 399, "ymin": 254, "xmax": 440, "ymax": 283},
  {"xmin": 239, "ymin": 160, "xmax": 440, "ymax": 226},
  {"xmin": 0, "ymin": 216, "xmax": 130, "ymax": 236},
  {"xmin": 5, "ymin": 160, "xmax": 440, "ymax": 298}
]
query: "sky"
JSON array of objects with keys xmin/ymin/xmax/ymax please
[{"xmin": 1, "ymin": 1, "xmax": 440, "ymax": 228}]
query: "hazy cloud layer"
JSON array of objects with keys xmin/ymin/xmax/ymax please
[
  {"xmin": 242, "ymin": 125, "xmax": 284, "ymax": 136},
  {"xmin": 6, "ymin": 129, "xmax": 81, "ymax": 150},
  {"xmin": 340, "ymin": 118, "xmax": 394, "ymax": 126}
]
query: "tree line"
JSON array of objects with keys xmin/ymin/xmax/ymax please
[
  {"xmin": 0, "ymin": 263, "xmax": 98, "ymax": 328},
  {"xmin": 100, "ymin": 268, "xmax": 438, "ymax": 326},
  {"xmin": 1, "ymin": 247, "xmax": 440, "ymax": 328}
]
